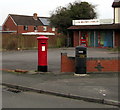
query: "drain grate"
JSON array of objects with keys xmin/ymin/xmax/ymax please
[{"xmin": 6, "ymin": 88, "xmax": 22, "ymax": 93}]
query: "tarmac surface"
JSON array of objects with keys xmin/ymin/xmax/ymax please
[
  {"xmin": 2, "ymin": 47, "xmax": 119, "ymax": 72},
  {"xmin": 2, "ymin": 87, "xmax": 118, "ymax": 108},
  {"xmin": 1, "ymin": 47, "xmax": 120, "ymax": 108}
]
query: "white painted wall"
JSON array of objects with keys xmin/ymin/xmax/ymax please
[{"xmin": 115, "ymin": 8, "xmax": 120, "ymax": 23}]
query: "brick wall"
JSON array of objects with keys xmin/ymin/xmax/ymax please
[
  {"xmin": 115, "ymin": 30, "xmax": 120, "ymax": 47},
  {"xmin": 61, "ymin": 53, "xmax": 120, "ymax": 73},
  {"xmin": 2, "ymin": 16, "xmax": 17, "ymax": 31},
  {"xmin": 61, "ymin": 53, "xmax": 75, "ymax": 72},
  {"xmin": 73, "ymin": 31, "xmax": 79, "ymax": 47},
  {"xmin": 87, "ymin": 58, "xmax": 119, "ymax": 73},
  {"xmin": 17, "ymin": 25, "xmax": 56, "ymax": 34}
]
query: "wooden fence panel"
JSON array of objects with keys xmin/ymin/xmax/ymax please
[{"xmin": 2, "ymin": 33, "xmax": 66, "ymax": 50}]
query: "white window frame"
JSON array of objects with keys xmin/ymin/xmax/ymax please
[
  {"xmin": 34, "ymin": 26, "xmax": 38, "ymax": 31},
  {"xmin": 52, "ymin": 27, "xmax": 55, "ymax": 31},
  {"xmin": 43, "ymin": 26, "xmax": 47, "ymax": 31},
  {"xmin": 24, "ymin": 25, "xmax": 28, "ymax": 30}
]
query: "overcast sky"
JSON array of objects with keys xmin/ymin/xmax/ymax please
[{"xmin": 0, "ymin": 0, "xmax": 114, "ymax": 25}]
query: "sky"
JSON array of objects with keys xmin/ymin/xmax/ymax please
[{"xmin": 0, "ymin": 0, "xmax": 114, "ymax": 25}]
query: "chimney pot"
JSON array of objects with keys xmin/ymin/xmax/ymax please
[{"xmin": 33, "ymin": 13, "xmax": 38, "ymax": 20}]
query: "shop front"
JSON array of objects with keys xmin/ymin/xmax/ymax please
[
  {"xmin": 76, "ymin": 30, "xmax": 113, "ymax": 48},
  {"xmin": 68, "ymin": 22, "xmax": 120, "ymax": 48},
  {"xmin": 87, "ymin": 30, "xmax": 113, "ymax": 48}
]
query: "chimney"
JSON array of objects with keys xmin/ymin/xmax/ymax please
[{"xmin": 33, "ymin": 13, "xmax": 38, "ymax": 20}]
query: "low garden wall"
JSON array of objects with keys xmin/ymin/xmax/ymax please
[{"xmin": 61, "ymin": 53, "xmax": 120, "ymax": 73}]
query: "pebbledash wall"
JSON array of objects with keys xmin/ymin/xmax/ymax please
[{"xmin": 61, "ymin": 53, "xmax": 120, "ymax": 73}]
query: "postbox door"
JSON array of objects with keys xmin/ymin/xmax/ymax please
[{"xmin": 38, "ymin": 42, "xmax": 48, "ymax": 66}]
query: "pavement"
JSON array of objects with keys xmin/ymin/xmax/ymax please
[{"xmin": 1, "ymin": 47, "xmax": 120, "ymax": 107}]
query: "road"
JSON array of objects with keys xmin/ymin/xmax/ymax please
[
  {"xmin": 2, "ymin": 48, "xmax": 118, "ymax": 72},
  {"xmin": 2, "ymin": 86, "xmax": 118, "ymax": 108}
]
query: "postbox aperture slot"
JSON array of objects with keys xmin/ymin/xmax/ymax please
[{"xmin": 41, "ymin": 43, "xmax": 46, "ymax": 44}]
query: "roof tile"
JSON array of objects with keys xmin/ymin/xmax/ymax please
[
  {"xmin": 68, "ymin": 24, "xmax": 120, "ymax": 30},
  {"xmin": 112, "ymin": 0, "xmax": 120, "ymax": 7},
  {"xmin": 9, "ymin": 14, "xmax": 49, "ymax": 26}
]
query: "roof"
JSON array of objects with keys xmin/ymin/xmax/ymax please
[
  {"xmin": 112, "ymin": 0, "xmax": 120, "ymax": 7},
  {"xmin": 39, "ymin": 18, "xmax": 50, "ymax": 26},
  {"xmin": 68, "ymin": 24, "xmax": 120, "ymax": 30},
  {"xmin": 9, "ymin": 14, "xmax": 50, "ymax": 26}
]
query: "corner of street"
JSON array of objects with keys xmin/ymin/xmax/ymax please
[{"xmin": 1, "ymin": 48, "xmax": 120, "ymax": 108}]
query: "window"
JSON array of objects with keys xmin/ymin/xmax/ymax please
[
  {"xmin": 52, "ymin": 27, "xmax": 55, "ymax": 31},
  {"xmin": 24, "ymin": 26, "xmax": 28, "ymax": 30},
  {"xmin": 43, "ymin": 26, "xmax": 47, "ymax": 31},
  {"xmin": 34, "ymin": 26, "xmax": 38, "ymax": 30}
]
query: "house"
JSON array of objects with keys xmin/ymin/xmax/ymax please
[
  {"xmin": 67, "ymin": 0, "xmax": 120, "ymax": 48},
  {"xmin": 2, "ymin": 13, "xmax": 57, "ymax": 36},
  {"xmin": 0, "ymin": 25, "xmax": 17, "ymax": 33}
]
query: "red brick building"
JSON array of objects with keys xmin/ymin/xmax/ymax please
[{"xmin": 2, "ymin": 13, "xmax": 57, "ymax": 35}]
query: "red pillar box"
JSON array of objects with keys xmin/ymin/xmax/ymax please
[{"xmin": 37, "ymin": 36, "xmax": 49, "ymax": 72}]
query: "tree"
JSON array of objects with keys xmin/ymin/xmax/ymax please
[{"xmin": 49, "ymin": 1, "xmax": 97, "ymax": 35}]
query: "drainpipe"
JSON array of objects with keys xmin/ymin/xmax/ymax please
[
  {"xmin": 79, "ymin": 31, "xmax": 81, "ymax": 45},
  {"xmin": 17, "ymin": 25, "xmax": 18, "ymax": 34},
  {"xmin": 67, "ymin": 31, "xmax": 69, "ymax": 47},
  {"xmin": 113, "ymin": 30, "xmax": 115, "ymax": 48},
  {"xmin": 94, "ymin": 31, "xmax": 96, "ymax": 48}
]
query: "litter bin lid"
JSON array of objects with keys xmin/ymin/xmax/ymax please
[{"xmin": 76, "ymin": 46, "xmax": 87, "ymax": 49}]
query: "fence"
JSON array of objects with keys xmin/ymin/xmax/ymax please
[{"xmin": 1, "ymin": 33, "xmax": 66, "ymax": 50}]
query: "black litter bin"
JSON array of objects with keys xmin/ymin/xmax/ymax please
[{"xmin": 75, "ymin": 46, "xmax": 87, "ymax": 74}]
